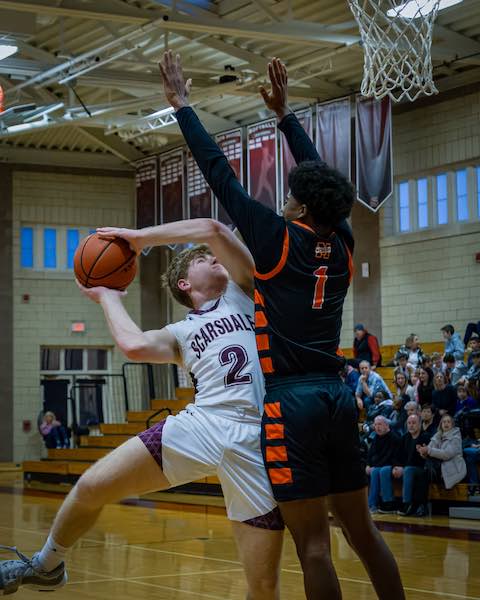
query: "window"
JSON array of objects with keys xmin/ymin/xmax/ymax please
[
  {"xmin": 44, "ymin": 228, "xmax": 57, "ymax": 268},
  {"xmin": 436, "ymin": 173, "xmax": 448, "ymax": 225},
  {"xmin": 40, "ymin": 347, "xmax": 60, "ymax": 370},
  {"xmin": 66, "ymin": 229, "xmax": 79, "ymax": 269},
  {"xmin": 417, "ymin": 178, "xmax": 428, "ymax": 228},
  {"xmin": 65, "ymin": 349, "xmax": 83, "ymax": 370},
  {"xmin": 40, "ymin": 347, "xmax": 109, "ymax": 372},
  {"xmin": 456, "ymin": 169, "xmax": 468, "ymax": 221},
  {"xmin": 20, "ymin": 227, "xmax": 34, "ymax": 268},
  {"xmin": 87, "ymin": 349, "xmax": 107, "ymax": 370},
  {"xmin": 399, "ymin": 182, "xmax": 410, "ymax": 232}
]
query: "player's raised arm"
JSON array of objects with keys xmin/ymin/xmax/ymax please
[
  {"xmin": 76, "ymin": 282, "xmax": 180, "ymax": 364},
  {"xmin": 260, "ymin": 58, "xmax": 325, "ymax": 166}
]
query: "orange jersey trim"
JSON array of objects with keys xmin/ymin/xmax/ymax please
[
  {"xmin": 264, "ymin": 402, "xmax": 282, "ymax": 419},
  {"xmin": 254, "ymin": 228, "xmax": 289, "ymax": 280},
  {"xmin": 265, "ymin": 423, "xmax": 284, "ymax": 440},
  {"xmin": 254, "ymin": 289, "xmax": 265, "ymax": 307},
  {"xmin": 292, "ymin": 220, "xmax": 315, "ymax": 233},
  {"xmin": 266, "ymin": 445, "xmax": 288, "ymax": 463},
  {"xmin": 268, "ymin": 467, "xmax": 293, "ymax": 485},
  {"xmin": 255, "ymin": 311, "xmax": 268, "ymax": 328},
  {"xmin": 256, "ymin": 333, "xmax": 270, "ymax": 352},
  {"xmin": 345, "ymin": 242, "xmax": 354, "ymax": 283},
  {"xmin": 260, "ymin": 356, "xmax": 275, "ymax": 374}
]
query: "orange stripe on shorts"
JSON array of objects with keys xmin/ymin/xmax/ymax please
[
  {"xmin": 265, "ymin": 423, "xmax": 284, "ymax": 440},
  {"xmin": 260, "ymin": 357, "xmax": 274, "ymax": 374},
  {"xmin": 255, "ymin": 310, "xmax": 268, "ymax": 328},
  {"xmin": 266, "ymin": 445, "xmax": 288, "ymax": 462},
  {"xmin": 269, "ymin": 467, "xmax": 293, "ymax": 485},
  {"xmin": 256, "ymin": 334, "xmax": 270, "ymax": 351},
  {"xmin": 264, "ymin": 402, "xmax": 282, "ymax": 418},
  {"xmin": 254, "ymin": 289, "xmax": 265, "ymax": 306}
]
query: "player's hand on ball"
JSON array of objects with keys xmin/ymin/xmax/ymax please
[
  {"xmin": 75, "ymin": 279, "xmax": 126, "ymax": 304},
  {"xmin": 259, "ymin": 57, "xmax": 290, "ymax": 119},
  {"xmin": 96, "ymin": 227, "xmax": 143, "ymax": 255},
  {"xmin": 159, "ymin": 50, "xmax": 192, "ymax": 111}
]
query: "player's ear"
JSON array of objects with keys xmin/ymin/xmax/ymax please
[
  {"xmin": 177, "ymin": 278, "xmax": 190, "ymax": 292},
  {"xmin": 298, "ymin": 204, "xmax": 308, "ymax": 218}
]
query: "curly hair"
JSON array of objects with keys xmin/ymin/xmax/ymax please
[
  {"xmin": 162, "ymin": 244, "xmax": 211, "ymax": 308},
  {"xmin": 288, "ymin": 160, "xmax": 355, "ymax": 225}
]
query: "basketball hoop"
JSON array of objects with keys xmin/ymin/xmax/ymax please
[{"xmin": 347, "ymin": 0, "xmax": 441, "ymax": 102}]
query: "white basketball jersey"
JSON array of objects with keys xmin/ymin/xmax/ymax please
[{"xmin": 166, "ymin": 281, "xmax": 265, "ymax": 414}]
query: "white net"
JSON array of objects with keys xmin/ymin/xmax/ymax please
[{"xmin": 347, "ymin": 0, "xmax": 441, "ymax": 102}]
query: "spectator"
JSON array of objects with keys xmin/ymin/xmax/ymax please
[
  {"xmin": 432, "ymin": 372, "xmax": 457, "ymax": 417},
  {"xmin": 455, "ymin": 384, "xmax": 477, "ymax": 415},
  {"xmin": 353, "ymin": 324, "xmax": 381, "ymax": 368},
  {"xmin": 463, "ymin": 322, "xmax": 480, "ymax": 347},
  {"xmin": 443, "ymin": 353, "xmax": 467, "ymax": 386},
  {"xmin": 441, "ymin": 324, "xmax": 465, "ymax": 363},
  {"xmin": 394, "ymin": 369, "xmax": 415, "ymax": 403},
  {"xmin": 420, "ymin": 404, "xmax": 438, "ymax": 440},
  {"xmin": 393, "ymin": 352, "xmax": 413, "ymax": 383},
  {"xmin": 402, "ymin": 401, "xmax": 420, "ymax": 433},
  {"xmin": 460, "ymin": 350, "xmax": 480, "ymax": 386},
  {"xmin": 463, "ymin": 437, "xmax": 480, "ymax": 495},
  {"xmin": 422, "ymin": 355, "xmax": 433, "ymax": 370},
  {"xmin": 40, "ymin": 412, "xmax": 70, "ymax": 449},
  {"xmin": 397, "ymin": 333, "xmax": 425, "ymax": 370},
  {"xmin": 343, "ymin": 359, "xmax": 360, "ymax": 396},
  {"xmin": 388, "ymin": 396, "xmax": 406, "ymax": 435},
  {"xmin": 417, "ymin": 367, "xmax": 434, "ymax": 407},
  {"xmin": 431, "ymin": 352, "xmax": 446, "ymax": 377},
  {"xmin": 417, "ymin": 414, "xmax": 466, "ymax": 490},
  {"xmin": 364, "ymin": 391, "xmax": 394, "ymax": 434},
  {"xmin": 379, "ymin": 414, "xmax": 430, "ymax": 516},
  {"xmin": 366, "ymin": 417, "xmax": 401, "ymax": 513},
  {"xmin": 466, "ymin": 334, "xmax": 480, "ymax": 368},
  {"xmin": 355, "ymin": 360, "xmax": 392, "ymax": 411}
]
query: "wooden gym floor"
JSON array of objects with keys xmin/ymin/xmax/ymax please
[{"xmin": 0, "ymin": 473, "xmax": 479, "ymax": 599}]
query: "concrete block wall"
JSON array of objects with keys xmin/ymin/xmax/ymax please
[
  {"xmin": 12, "ymin": 170, "xmax": 139, "ymax": 461},
  {"xmin": 379, "ymin": 90, "xmax": 480, "ymax": 345}
]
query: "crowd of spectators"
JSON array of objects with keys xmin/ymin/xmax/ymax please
[{"xmin": 342, "ymin": 323, "xmax": 480, "ymax": 516}]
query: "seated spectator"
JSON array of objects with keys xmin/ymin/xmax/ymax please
[
  {"xmin": 443, "ymin": 353, "xmax": 467, "ymax": 386},
  {"xmin": 431, "ymin": 352, "xmax": 446, "ymax": 377},
  {"xmin": 422, "ymin": 355, "xmax": 433, "ymax": 370},
  {"xmin": 417, "ymin": 414, "xmax": 466, "ymax": 490},
  {"xmin": 388, "ymin": 396, "xmax": 407, "ymax": 435},
  {"xmin": 40, "ymin": 411, "xmax": 70, "ymax": 449},
  {"xmin": 355, "ymin": 360, "xmax": 392, "ymax": 411},
  {"xmin": 417, "ymin": 367, "xmax": 434, "ymax": 407},
  {"xmin": 403, "ymin": 401, "xmax": 421, "ymax": 433},
  {"xmin": 379, "ymin": 414, "xmax": 430, "ymax": 516},
  {"xmin": 397, "ymin": 333, "xmax": 425, "ymax": 370},
  {"xmin": 466, "ymin": 334, "xmax": 480, "ymax": 368},
  {"xmin": 441, "ymin": 324, "xmax": 465, "ymax": 363},
  {"xmin": 393, "ymin": 352, "xmax": 413, "ymax": 383},
  {"xmin": 394, "ymin": 369, "xmax": 415, "ymax": 403},
  {"xmin": 459, "ymin": 350, "xmax": 480, "ymax": 387},
  {"xmin": 420, "ymin": 404, "xmax": 438, "ymax": 440},
  {"xmin": 366, "ymin": 416, "xmax": 401, "ymax": 513},
  {"xmin": 364, "ymin": 391, "xmax": 394, "ymax": 434},
  {"xmin": 455, "ymin": 384, "xmax": 477, "ymax": 415},
  {"xmin": 463, "ymin": 322, "xmax": 480, "ymax": 347},
  {"xmin": 463, "ymin": 437, "xmax": 480, "ymax": 495},
  {"xmin": 353, "ymin": 324, "xmax": 381, "ymax": 368},
  {"xmin": 432, "ymin": 372, "xmax": 457, "ymax": 417},
  {"xmin": 343, "ymin": 359, "xmax": 360, "ymax": 396}
]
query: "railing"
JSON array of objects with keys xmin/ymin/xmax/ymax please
[{"xmin": 146, "ymin": 407, "xmax": 172, "ymax": 429}]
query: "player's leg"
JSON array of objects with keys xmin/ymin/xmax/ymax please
[
  {"xmin": 278, "ymin": 497, "xmax": 341, "ymax": 600},
  {"xmin": 328, "ymin": 488, "xmax": 405, "ymax": 600},
  {"xmin": 230, "ymin": 521, "xmax": 283, "ymax": 600}
]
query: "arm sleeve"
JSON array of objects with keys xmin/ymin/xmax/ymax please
[
  {"xmin": 175, "ymin": 107, "xmax": 286, "ymax": 274},
  {"xmin": 368, "ymin": 335, "xmax": 381, "ymax": 366},
  {"xmin": 428, "ymin": 437, "xmax": 462, "ymax": 461}
]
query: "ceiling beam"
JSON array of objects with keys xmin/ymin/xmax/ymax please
[{"xmin": 76, "ymin": 126, "xmax": 144, "ymax": 164}]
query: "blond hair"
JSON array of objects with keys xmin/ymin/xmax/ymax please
[{"xmin": 162, "ymin": 244, "xmax": 211, "ymax": 308}]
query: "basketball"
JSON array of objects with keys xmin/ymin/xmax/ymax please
[{"xmin": 74, "ymin": 233, "xmax": 137, "ymax": 290}]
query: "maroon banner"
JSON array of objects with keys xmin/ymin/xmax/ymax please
[
  {"xmin": 135, "ymin": 157, "xmax": 157, "ymax": 229},
  {"xmin": 355, "ymin": 96, "xmax": 393, "ymax": 212},
  {"xmin": 281, "ymin": 108, "xmax": 313, "ymax": 199},
  {"xmin": 214, "ymin": 128, "xmax": 243, "ymax": 228},
  {"xmin": 160, "ymin": 150, "xmax": 184, "ymax": 224},
  {"xmin": 316, "ymin": 98, "xmax": 351, "ymax": 180},
  {"xmin": 247, "ymin": 119, "xmax": 278, "ymax": 212},
  {"xmin": 187, "ymin": 150, "xmax": 213, "ymax": 219}
]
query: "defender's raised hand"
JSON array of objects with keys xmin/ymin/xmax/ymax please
[
  {"xmin": 159, "ymin": 50, "xmax": 192, "ymax": 111},
  {"xmin": 259, "ymin": 57, "xmax": 291, "ymax": 120}
]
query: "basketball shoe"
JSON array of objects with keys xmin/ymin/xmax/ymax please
[{"xmin": 0, "ymin": 546, "xmax": 67, "ymax": 595}]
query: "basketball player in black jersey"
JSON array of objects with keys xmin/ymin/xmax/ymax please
[{"xmin": 160, "ymin": 51, "xmax": 404, "ymax": 600}]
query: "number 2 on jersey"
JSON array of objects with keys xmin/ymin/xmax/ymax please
[
  {"xmin": 312, "ymin": 266, "xmax": 328, "ymax": 309},
  {"xmin": 219, "ymin": 345, "xmax": 252, "ymax": 388}
]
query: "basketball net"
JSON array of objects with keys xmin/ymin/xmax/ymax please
[
  {"xmin": 0, "ymin": 85, "xmax": 4, "ymax": 113},
  {"xmin": 347, "ymin": 0, "xmax": 441, "ymax": 102}
]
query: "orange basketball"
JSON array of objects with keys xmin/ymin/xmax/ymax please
[{"xmin": 74, "ymin": 233, "xmax": 137, "ymax": 290}]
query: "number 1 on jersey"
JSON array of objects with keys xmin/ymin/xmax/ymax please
[{"xmin": 312, "ymin": 266, "xmax": 328, "ymax": 309}]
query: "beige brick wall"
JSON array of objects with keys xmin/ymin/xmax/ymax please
[
  {"xmin": 380, "ymin": 91, "xmax": 480, "ymax": 345},
  {"xmin": 13, "ymin": 171, "xmax": 139, "ymax": 461}
]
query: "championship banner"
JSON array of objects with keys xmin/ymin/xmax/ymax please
[
  {"xmin": 316, "ymin": 97, "xmax": 351, "ymax": 180},
  {"xmin": 135, "ymin": 157, "xmax": 157, "ymax": 229},
  {"xmin": 160, "ymin": 149, "xmax": 185, "ymax": 224},
  {"xmin": 187, "ymin": 150, "xmax": 213, "ymax": 219},
  {"xmin": 280, "ymin": 108, "xmax": 313, "ymax": 199},
  {"xmin": 355, "ymin": 96, "xmax": 393, "ymax": 212},
  {"xmin": 247, "ymin": 119, "xmax": 278, "ymax": 212},
  {"xmin": 214, "ymin": 128, "xmax": 243, "ymax": 228}
]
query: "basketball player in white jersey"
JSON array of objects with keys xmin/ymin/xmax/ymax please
[{"xmin": 0, "ymin": 218, "xmax": 283, "ymax": 598}]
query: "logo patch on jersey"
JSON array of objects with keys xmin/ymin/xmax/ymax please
[{"xmin": 315, "ymin": 241, "xmax": 331, "ymax": 260}]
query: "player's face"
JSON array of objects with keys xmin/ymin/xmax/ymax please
[
  {"xmin": 186, "ymin": 254, "xmax": 229, "ymax": 293},
  {"xmin": 282, "ymin": 193, "xmax": 305, "ymax": 221}
]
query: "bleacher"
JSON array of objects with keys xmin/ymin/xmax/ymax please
[{"xmin": 24, "ymin": 341, "xmax": 474, "ymax": 510}]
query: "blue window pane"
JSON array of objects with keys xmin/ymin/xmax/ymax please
[
  {"xmin": 67, "ymin": 229, "xmax": 79, "ymax": 269},
  {"xmin": 44, "ymin": 228, "xmax": 57, "ymax": 268},
  {"xmin": 399, "ymin": 182, "xmax": 410, "ymax": 232},
  {"xmin": 20, "ymin": 227, "xmax": 34, "ymax": 268},
  {"xmin": 456, "ymin": 169, "xmax": 468, "ymax": 221},
  {"xmin": 417, "ymin": 178, "xmax": 428, "ymax": 228},
  {"xmin": 436, "ymin": 173, "xmax": 448, "ymax": 225}
]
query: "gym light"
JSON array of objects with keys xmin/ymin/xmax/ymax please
[
  {"xmin": 387, "ymin": 0, "xmax": 463, "ymax": 19},
  {"xmin": 0, "ymin": 44, "xmax": 18, "ymax": 61}
]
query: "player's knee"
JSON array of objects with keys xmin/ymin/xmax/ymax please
[
  {"xmin": 246, "ymin": 572, "xmax": 279, "ymax": 600},
  {"xmin": 296, "ymin": 540, "xmax": 332, "ymax": 570},
  {"xmin": 74, "ymin": 466, "xmax": 108, "ymax": 508}
]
